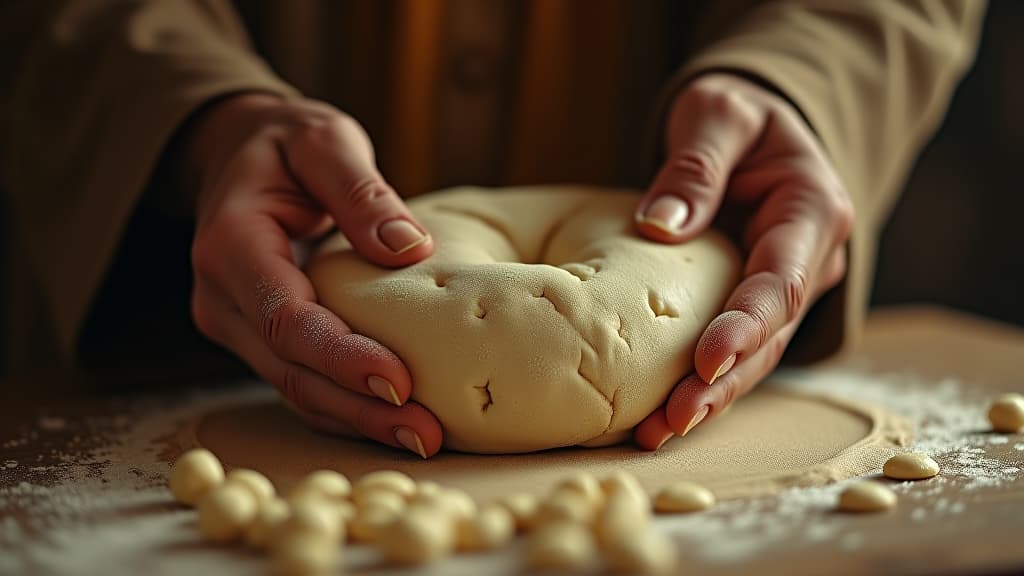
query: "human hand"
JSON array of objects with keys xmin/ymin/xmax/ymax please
[
  {"xmin": 632, "ymin": 74, "xmax": 854, "ymax": 449},
  {"xmin": 188, "ymin": 93, "xmax": 442, "ymax": 457}
]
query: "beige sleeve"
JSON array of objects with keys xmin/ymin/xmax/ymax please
[
  {"xmin": 0, "ymin": 1, "xmax": 299, "ymax": 361},
  {"xmin": 668, "ymin": 0, "xmax": 987, "ymax": 362}
]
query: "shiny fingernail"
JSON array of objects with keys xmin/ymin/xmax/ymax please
[
  {"xmin": 368, "ymin": 375, "xmax": 402, "ymax": 406},
  {"xmin": 708, "ymin": 353, "xmax": 737, "ymax": 385},
  {"xmin": 639, "ymin": 195, "xmax": 689, "ymax": 234},
  {"xmin": 394, "ymin": 426, "xmax": 428, "ymax": 459},
  {"xmin": 379, "ymin": 219, "xmax": 429, "ymax": 254},
  {"xmin": 655, "ymin": 431, "xmax": 675, "ymax": 450},
  {"xmin": 683, "ymin": 405, "xmax": 710, "ymax": 436}
]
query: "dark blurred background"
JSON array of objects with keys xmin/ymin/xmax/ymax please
[{"xmin": 1, "ymin": 0, "xmax": 1020, "ymax": 374}]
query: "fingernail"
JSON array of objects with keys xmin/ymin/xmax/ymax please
[
  {"xmin": 379, "ymin": 219, "xmax": 429, "ymax": 254},
  {"xmin": 368, "ymin": 375, "xmax": 402, "ymax": 406},
  {"xmin": 708, "ymin": 353, "xmax": 737, "ymax": 385},
  {"xmin": 639, "ymin": 195, "xmax": 689, "ymax": 234},
  {"xmin": 394, "ymin": 426, "xmax": 428, "ymax": 459},
  {"xmin": 655, "ymin": 431, "xmax": 675, "ymax": 450},
  {"xmin": 683, "ymin": 405, "xmax": 710, "ymax": 436}
]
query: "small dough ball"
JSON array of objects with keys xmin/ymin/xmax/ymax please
[
  {"xmin": 837, "ymin": 480, "xmax": 897, "ymax": 513},
  {"xmin": 497, "ymin": 493, "xmax": 538, "ymax": 532},
  {"xmin": 600, "ymin": 471, "xmax": 646, "ymax": 503},
  {"xmin": 353, "ymin": 470, "xmax": 417, "ymax": 502},
  {"xmin": 988, "ymin": 393, "xmax": 1024, "ymax": 433},
  {"xmin": 605, "ymin": 529, "xmax": 677, "ymax": 575},
  {"xmin": 277, "ymin": 499, "xmax": 346, "ymax": 544},
  {"xmin": 349, "ymin": 505, "xmax": 400, "ymax": 543},
  {"xmin": 289, "ymin": 470, "xmax": 351, "ymax": 502},
  {"xmin": 377, "ymin": 507, "xmax": 456, "ymax": 565},
  {"xmin": 169, "ymin": 448, "xmax": 224, "ymax": 506},
  {"xmin": 457, "ymin": 504, "xmax": 515, "ymax": 552},
  {"xmin": 596, "ymin": 487, "xmax": 652, "ymax": 547},
  {"xmin": 535, "ymin": 489, "xmax": 594, "ymax": 526},
  {"xmin": 439, "ymin": 488, "xmax": 477, "ymax": 522},
  {"xmin": 556, "ymin": 472, "xmax": 604, "ymax": 509},
  {"xmin": 653, "ymin": 481, "xmax": 715, "ymax": 514},
  {"xmin": 197, "ymin": 483, "xmax": 260, "ymax": 542},
  {"xmin": 526, "ymin": 521, "xmax": 596, "ymax": 571},
  {"xmin": 247, "ymin": 498, "xmax": 291, "ymax": 549},
  {"xmin": 415, "ymin": 481, "xmax": 443, "ymax": 498},
  {"xmin": 883, "ymin": 453, "xmax": 940, "ymax": 480},
  {"xmin": 356, "ymin": 490, "xmax": 406, "ymax": 516},
  {"xmin": 272, "ymin": 532, "xmax": 338, "ymax": 576},
  {"xmin": 226, "ymin": 469, "xmax": 276, "ymax": 506}
]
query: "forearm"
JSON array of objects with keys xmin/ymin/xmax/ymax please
[
  {"xmin": 663, "ymin": 0, "xmax": 986, "ymax": 360},
  {"xmin": 0, "ymin": 0, "xmax": 298, "ymax": 359}
]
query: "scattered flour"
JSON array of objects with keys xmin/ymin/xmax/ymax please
[{"xmin": 0, "ymin": 367, "xmax": 1020, "ymax": 574}]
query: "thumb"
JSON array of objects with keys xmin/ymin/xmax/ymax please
[
  {"xmin": 636, "ymin": 85, "xmax": 762, "ymax": 243},
  {"xmin": 286, "ymin": 114, "xmax": 433, "ymax": 267}
]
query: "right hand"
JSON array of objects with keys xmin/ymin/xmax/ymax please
[{"xmin": 187, "ymin": 93, "xmax": 442, "ymax": 458}]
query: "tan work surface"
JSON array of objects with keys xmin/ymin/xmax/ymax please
[{"xmin": 2, "ymin": 306, "xmax": 1023, "ymax": 575}]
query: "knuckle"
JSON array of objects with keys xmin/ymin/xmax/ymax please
[
  {"xmin": 340, "ymin": 177, "xmax": 394, "ymax": 212},
  {"xmin": 259, "ymin": 298, "xmax": 296, "ymax": 350},
  {"xmin": 278, "ymin": 365, "xmax": 309, "ymax": 411},
  {"xmin": 664, "ymin": 148, "xmax": 722, "ymax": 191},
  {"xmin": 777, "ymin": 267, "xmax": 809, "ymax": 323},
  {"xmin": 733, "ymin": 300, "xmax": 773, "ymax": 350}
]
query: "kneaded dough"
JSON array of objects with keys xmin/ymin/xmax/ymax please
[{"xmin": 307, "ymin": 186, "xmax": 741, "ymax": 453}]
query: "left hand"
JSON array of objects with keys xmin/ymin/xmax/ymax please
[{"xmin": 631, "ymin": 73, "xmax": 854, "ymax": 450}]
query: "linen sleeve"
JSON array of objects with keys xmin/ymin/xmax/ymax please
[
  {"xmin": 0, "ymin": 0, "xmax": 300, "ymax": 359},
  {"xmin": 667, "ymin": 0, "xmax": 987, "ymax": 362}
]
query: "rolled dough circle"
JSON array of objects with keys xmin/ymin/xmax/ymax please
[
  {"xmin": 179, "ymin": 382, "xmax": 909, "ymax": 503},
  {"xmin": 307, "ymin": 186, "xmax": 742, "ymax": 453}
]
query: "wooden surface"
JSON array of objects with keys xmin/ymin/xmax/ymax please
[{"xmin": 1, "ymin": 305, "xmax": 1022, "ymax": 575}]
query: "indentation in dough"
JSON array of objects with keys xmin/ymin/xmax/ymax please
[
  {"xmin": 561, "ymin": 263, "xmax": 596, "ymax": 281},
  {"xmin": 434, "ymin": 274, "xmax": 451, "ymax": 288},
  {"xmin": 533, "ymin": 288, "xmax": 562, "ymax": 315},
  {"xmin": 474, "ymin": 381, "xmax": 494, "ymax": 413},
  {"xmin": 648, "ymin": 290, "xmax": 679, "ymax": 319},
  {"xmin": 613, "ymin": 313, "xmax": 631, "ymax": 351},
  {"xmin": 433, "ymin": 206, "xmax": 522, "ymax": 258},
  {"xmin": 537, "ymin": 205, "xmax": 586, "ymax": 262},
  {"xmin": 474, "ymin": 302, "xmax": 487, "ymax": 319}
]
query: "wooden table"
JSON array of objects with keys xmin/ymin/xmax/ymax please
[{"xmin": 1, "ymin": 306, "xmax": 1022, "ymax": 575}]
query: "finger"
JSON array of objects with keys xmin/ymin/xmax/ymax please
[
  {"xmin": 193, "ymin": 280, "xmax": 443, "ymax": 457},
  {"xmin": 635, "ymin": 85, "xmax": 762, "ymax": 243},
  {"xmin": 666, "ymin": 320, "xmax": 800, "ymax": 436},
  {"xmin": 693, "ymin": 199, "xmax": 831, "ymax": 385},
  {"xmin": 196, "ymin": 213, "xmax": 414, "ymax": 406},
  {"xmin": 633, "ymin": 406, "xmax": 675, "ymax": 451},
  {"xmin": 284, "ymin": 114, "xmax": 433, "ymax": 267}
]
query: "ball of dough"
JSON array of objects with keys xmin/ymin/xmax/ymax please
[
  {"xmin": 226, "ymin": 468, "xmax": 276, "ymax": 505},
  {"xmin": 277, "ymin": 499, "xmax": 346, "ymax": 544},
  {"xmin": 837, "ymin": 480, "xmax": 897, "ymax": 513},
  {"xmin": 169, "ymin": 448, "xmax": 224, "ymax": 506},
  {"xmin": 288, "ymin": 470, "xmax": 351, "ymax": 502},
  {"xmin": 307, "ymin": 186, "xmax": 741, "ymax": 453},
  {"xmin": 497, "ymin": 493, "xmax": 539, "ymax": 532},
  {"xmin": 272, "ymin": 532, "xmax": 338, "ymax": 576},
  {"xmin": 988, "ymin": 393, "xmax": 1024, "ymax": 433},
  {"xmin": 883, "ymin": 453, "xmax": 940, "ymax": 480},
  {"xmin": 604, "ymin": 528, "xmax": 676, "ymax": 575},
  {"xmin": 653, "ymin": 481, "xmax": 716, "ymax": 514},
  {"xmin": 457, "ymin": 504, "xmax": 515, "ymax": 552},
  {"xmin": 247, "ymin": 498, "xmax": 291, "ymax": 549},
  {"xmin": 353, "ymin": 470, "xmax": 417, "ymax": 502},
  {"xmin": 377, "ymin": 507, "xmax": 456, "ymax": 565},
  {"xmin": 526, "ymin": 521, "xmax": 596, "ymax": 571},
  {"xmin": 197, "ymin": 483, "xmax": 260, "ymax": 542}
]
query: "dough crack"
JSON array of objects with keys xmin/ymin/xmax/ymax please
[
  {"xmin": 647, "ymin": 290, "xmax": 679, "ymax": 319},
  {"xmin": 578, "ymin": 349, "xmax": 612, "ymax": 410},
  {"xmin": 474, "ymin": 381, "xmax": 494, "ymax": 413},
  {"xmin": 613, "ymin": 313, "xmax": 631, "ymax": 351}
]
